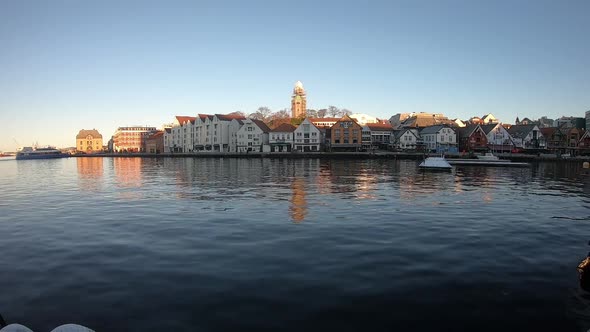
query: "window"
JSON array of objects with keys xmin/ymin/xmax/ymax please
[
  {"xmin": 248, "ymin": 134, "xmax": 253, "ymax": 139},
  {"xmin": 312, "ymin": 132, "xmax": 317, "ymax": 136},
  {"xmin": 334, "ymin": 130, "xmax": 340, "ymax": 136},
  {"xmin": 335, "ymin": 139, "xmax": 340, "ymax": 143},
  {"xmin": 248, "ymin": 127, "xmax": 253, "ymax": 131}
]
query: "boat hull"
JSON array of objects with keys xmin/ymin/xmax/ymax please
[
  {"xmin": 16, "ymin": 153, "xmax": 70, "ymax": 160},
  {"xmin": 447, "ymin": 159, "xmax": 529, "ymax": 167}
]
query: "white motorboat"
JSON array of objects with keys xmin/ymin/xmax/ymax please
[{"xmin": 419, "ymin": 157, "xmax": 453, "ymax": 170}]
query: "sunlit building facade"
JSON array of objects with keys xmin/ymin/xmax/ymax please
[{"xmin": 113, "ymin": 126, "xmax": 157, "ymax": 152}]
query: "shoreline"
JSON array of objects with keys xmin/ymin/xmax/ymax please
[{"xmin": 70, "ymin": 152, "xmax": 590, "ymax": 162}]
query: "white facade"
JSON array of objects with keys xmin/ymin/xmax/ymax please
[
  {"xmin": 393, "ymin": 129, "xmax": 420, "ymax": 150},
  {"xmin": 293, "ymin": 118, "xmax": 321, "ymax": 152},
  {"xmin": 163, "ymin": 129, "xmax": 173, "ymax": 153},
  {"xmin": 269, "ymin": 126, "xmax": 295, "ymax": 152},
  {"xmin": 484, "ymin": 124, "xmax": 513, "ymax": 146},
  {"xmin": 510, "ymin": 125, "xmax": 545, "ymax": 149},
  {"xmin": 229, "ymin": 119, "xmax": 244, "ymax": 152},
  {"xmin": 236, "ymin": 119, "xmax": 269, "ymax": 152},
  {"xmin": 350, "ymin": 113, "xmax": 378, "ymax": 126},
  {"xmin": 421, "ymin": 126, "xmax": 456, "ymax": 151}
]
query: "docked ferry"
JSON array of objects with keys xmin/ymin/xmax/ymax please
[{"xmin": 16, "ymin": 146, "xmax": 70, "ymax": 160}]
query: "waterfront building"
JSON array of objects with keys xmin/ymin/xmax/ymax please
[
  {"xmin": 554, "ymin": 116, "xmax": 586, "ymax": 130},
  {"xmin": 236, "ymin": 119, "xmax": 271, "ymax": 152},
  {"xmin": 481, "ymin": 123, "xmax": 514, "ymax": 152},
  {"xmin": 350, "ymin": 113, "xmax": 379, "ymax": 126},
  {"xmin": 516, "ymin": 117, "xmax": 533, "ymax": 125},
  {"xmin": 456, "ymin": 125, "xmax": 488, "ymax": 152},
  {"xmin": 579, "ymin": 130, "xmax": 590, "ymax": 155},
  {"xmin": 362, "ymin": 123, "xmax": 393, "ymax": 150},
  {"xmin": 293, "ymin": 118, "xmax": 321, "ymax": 152},
  {"xmin": 567, "ymin": 127, "xmax": 584, "ymax": 149},
  {"xmin": 211, "ymin": 114, "xmax": 247, "ymax": 152},
  {"xmin": 540, "ymin": 127, "xmax": 566, "ymax": 153},
  {"xmin": 400, "ymin": 112, "xmax": 453, "ymax": 128},
  {"xmin": 389, "ymin": 113, "xmax": 413, "ymax": 129},
  {"xmin": 193, "ymin": 114, "xmax": 213, "ymax": 151},
  {"xmin": 507, "ymin": 124, "xmax": 545, "ymax": 150},
  {"xmin": 145, "ymin": 131, "xmax": 164, "ymax": 154},
  {"xmin": 112, "ymin": 126, "xmax": 157, "ymax": 152},
  {"xmin": 269, "ymin": 123, "xmax": 296, "ymax": 152},
  {"xmin": 163, "ymin": 128, "xmax": 173, "ymax": 153},
  {"xmin": 481, "ymin": 113, "xmax": 499, "ymax": 124},
  {"xmin": 291, "ymin": 81, "xmax": 307, "ymax": 118},
  {"xmin": 452, "ymin": 119, "xmax": 467, "ymax": 128},
  {"xmin": 330, "ymin": 114, "xmax": 363, "ymax": 151},
  {"xmin": 391, "ymin": 128, "xmax": 420, "ymax": 151},
  {"xmin": 419, "ymin": 125, "xmax": 457, "ymax": 153},
  {"xmin": 229, "ymin": 118, "xmax": 245, "ymax": 152},
  {"xmin": 170, "ymin": 116, "xmax": 196, "ymax": 153},
  {"xmin": 309, "ymin": 118, "xmax": 339, "ymax": 128},
  {"xmin": 76, "ymin": 129, "xmax": 103, "ymax": 153},
  {"xmin": 537, "ymin": 116, "xmax": 554, "ymax": 128}
]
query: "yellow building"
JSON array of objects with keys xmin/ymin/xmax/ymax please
[
  {"xmin": 291, "ymin": 81, "xmax": 307, "ymax": 118},
  {"xmin": 76, "ymin": 129, "xmax": 103, "ymax": 153}
]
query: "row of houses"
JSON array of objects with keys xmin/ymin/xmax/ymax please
[{"xmin": 108, "ymin": 113, "xmax": 590, "ymax": 155}]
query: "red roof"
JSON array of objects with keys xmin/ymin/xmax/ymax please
[
  {"xmin": 176, "ymin": 116, "xmax": 196, "ymax": 124},
  {"xmin": 198, "ymin": 114, "xmax": 213, "ymax": 121},
  {"xmin": 216, "ymin": 113, "xmax": 247, "ymax": 121},
  {"xmin": 270, "ymin": 123, "xmax": 296, "ymax": 132}
]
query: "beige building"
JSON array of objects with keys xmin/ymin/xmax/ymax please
[
  {"xmin": 291, "ymin": 81, "xmax": 307, "ymax": 118},
  {"xmin": 76, "ymin": 129, "xmax": 103, "ymax": 153}
]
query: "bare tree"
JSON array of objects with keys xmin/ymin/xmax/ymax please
[
  {"xmin": 229, "ymin": 111, "xmax": 247, "ymax": 117},
  {"xmin": 249, "ymin": 106, "xmax": 272, "ymax": 121},
  {"xmin": 328, "ymin": 105, "xmax": 340, "ymax": 117},
  {"xmin": 267, "ymin": 108, "xmax": 291, "ymax": 123},
  {"xmin": 317, "ymin": 109, "xmax": 327, "ymax": 118},
  {"xmin": 340, "ymin": 108, "xmax": 352, "ymax": 117},
  {"xmin": 306, "ymin": 109, "xmax": 318, "ymax": 118}
]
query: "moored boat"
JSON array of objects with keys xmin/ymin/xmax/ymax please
[
  {"xmin": 16, "ymin": 146, "xmax": 70, "ymax": 160},
  {"xmin": 419, "ymin": 156, "xmax": 453, "ymax": 170},
  {"xmin": 447, "ymin": 153, "xmax": 529, "ymax": 167}
]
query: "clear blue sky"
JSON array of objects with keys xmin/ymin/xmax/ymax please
[{"xmin": 1, "ymin": 0, "xmax": 589, "ymax": 150}]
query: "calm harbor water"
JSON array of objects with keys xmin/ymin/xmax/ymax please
[{"xmin": 1, "ymin": 157, "xmax": 590, "ymax": 331}]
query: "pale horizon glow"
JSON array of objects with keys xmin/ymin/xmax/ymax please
[{"xmin": 1, "ymin": 0, "xmax": 589, "ymax": 151}]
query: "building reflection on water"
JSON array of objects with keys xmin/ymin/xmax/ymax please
[
  {"xmin": 290, "ymin": 178, "xmax": 307, "ymax": 222},
  {"xmin": 76, "ymin": 157, "xmax": 104, "ymax": 192},
  {"xmin": 113, "ymin": 158, "xmax": 143, "ymax": 200}
]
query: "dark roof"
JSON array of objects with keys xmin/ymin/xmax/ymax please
[
  {"xmin": 507, "ymin": 124, "xmax": 536, "ymax": 138},
  {"xmin": 393, "ymin": 128, "xmax": 417, "ymax": 139},
  {"xmin": 252, "ymin": 119, "xmax": 271, "ymax": 133},
  {"xmin": 539, "ymin": 127, "xmax": 557, "ymax": 137},
  {"xmin": 419, "ymin": 125, "xmax": 451, "ymax": 135},
  {"xmin": 480, "ymin": 124, "xmax": 499, "ymax": 135},
  {"xmin": 455, "ymin": 124, "xmax": 480, "ymax": 138},
  {"xmin": 270, "ymin": 123, "xmax": 296, "ymax": 132},
  {"xmin": 366, "ymin": 123, "xmax": 393, "ymax": 131},
  {"xmin": 76, "ymin": 129, "xmax": 102, "ymax": 139}
]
